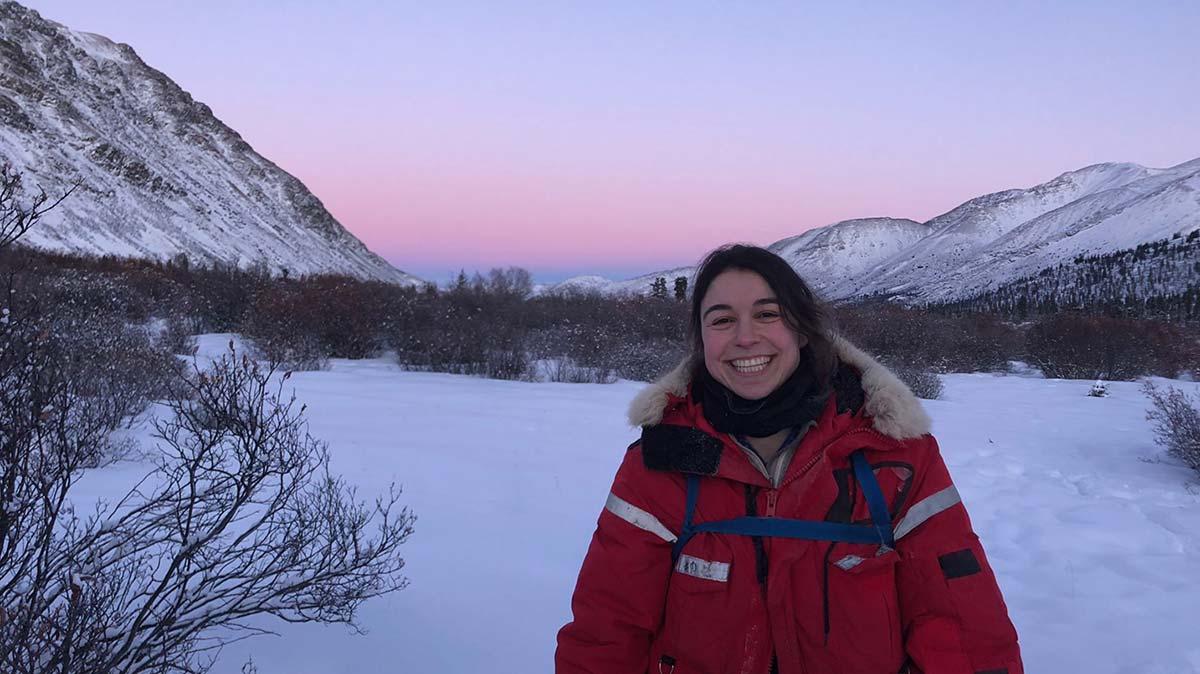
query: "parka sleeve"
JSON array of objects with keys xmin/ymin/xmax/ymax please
[
  {"xmin": 555, "ymin": 447, "xmax": 677, "ymax": 674},
  {"xmin": 893, "ymin": 436, "xmax": 1024, "ymax": 674}
]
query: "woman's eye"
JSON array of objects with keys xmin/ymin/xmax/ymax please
[
  {"xmin": 756, "ymin": 311, "xmax": 780, "ymax": 320},
  {"xmin": 710, "ymin": 317, "xmax": 733, "ymax": 326}
]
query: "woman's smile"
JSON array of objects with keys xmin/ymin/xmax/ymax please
[{"xmin": 728, "ymin": 355, "xmax": 774, "ymax": 375}]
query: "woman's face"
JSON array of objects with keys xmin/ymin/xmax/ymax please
[{"xmin": 700, "ymin": 269, "xmax": 806, "ymax": 401}]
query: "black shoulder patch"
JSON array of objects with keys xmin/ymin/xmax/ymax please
[
  {"xmin": 939, "ymin": 548, "xmax": 982, "ymax": 580},
  {"xmin": 640, "ymin": 424, "xmax": 723, "ymax": 475},
  {"xmin": 832, "ymin": 362, "xmax": 865, "ymax": 416}
]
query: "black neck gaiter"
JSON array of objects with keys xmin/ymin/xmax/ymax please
[{"xmin": 696, "ymin": 357, "xmax": 831, "ymax": 437}]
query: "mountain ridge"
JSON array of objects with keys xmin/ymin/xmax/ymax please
[
  {"xmin": 548, "ymin": 158, "xmax": 1199, "ymax": 304},
  {"xmin": 0, "ymin": 0, "xmax": 420, "ymax": 284}
]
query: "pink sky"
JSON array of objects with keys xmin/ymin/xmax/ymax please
[{"xmin": 24, "ymin": 1, "xmax": 1200, "ymax": 282}]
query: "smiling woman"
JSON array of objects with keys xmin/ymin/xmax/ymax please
[{"xmin": 556, "ymin": 245, "xmax": 1023, "ymax": 674}]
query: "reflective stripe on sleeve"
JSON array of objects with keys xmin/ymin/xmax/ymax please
[
  {"xmin": 604, "ymin": 492, "xmax": 678, "ymax": 543},
  {"xmin": 893, "ymin": 485, "xmax": 962, "ymax": 542}
]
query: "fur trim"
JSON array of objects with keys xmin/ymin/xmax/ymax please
[
  {"xmin": 626, "ymin": 335, "xmax": 932, "ymax": 440},
  {"xmin": 626, "ymin": 358, "xmax": 693, "ymax": 428}
]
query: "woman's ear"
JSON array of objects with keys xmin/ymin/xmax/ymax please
[{"xmin": 796, "ymin": 332, "xmax": 810, "ymax": 348}]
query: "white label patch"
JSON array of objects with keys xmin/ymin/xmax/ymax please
[
  {"xmin": 834, "ymin": 554, "xmax": 865, "ymax": 571},
  {"xmin": 675, "ymin": 554, "xmax": 730, "ymax": 582}
]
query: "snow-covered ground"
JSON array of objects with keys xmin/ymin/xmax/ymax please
[{"xmin": 93, "ymin": 336, "xmax": 1200, "ymax": 673}]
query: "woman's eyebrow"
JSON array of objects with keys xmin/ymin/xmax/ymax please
[
  {"xmin": 702, "ymin": 304, "xmax": 732, "ymax": 319},
  {"xmin": 702, "ymin": 298, "xmax": 779, "ymax": 318}
]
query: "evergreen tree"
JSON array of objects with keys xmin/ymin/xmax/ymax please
[{"xmin": 673, "ymin": 276, "xmax": 688, "ymax": 301}]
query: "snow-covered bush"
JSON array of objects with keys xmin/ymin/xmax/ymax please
[{"xmin": 1141, "ymin": 381, "xmax": 1200, "ymax": 476}]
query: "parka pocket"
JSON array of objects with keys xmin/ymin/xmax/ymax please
[
  {"xmin": 660, "ymin": 547, "xmax": 735, "ymax": 674},
  {"xmin": 824, "ymin": 547, "xmax": 902, "ymax": 670}
]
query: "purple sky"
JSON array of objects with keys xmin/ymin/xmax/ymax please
[{"xmin": 22, "ymin": 1, "xmax": 1200, "ymax": 282}]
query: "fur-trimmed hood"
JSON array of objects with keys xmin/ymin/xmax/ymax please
[{"xmin": 627, "ymin": 334, "xmax": 932, "ymax": 440}]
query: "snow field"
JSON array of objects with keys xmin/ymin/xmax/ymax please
[{"xmin": 92, "ymin": 336, "xmax": 1200, "ymax": 673}]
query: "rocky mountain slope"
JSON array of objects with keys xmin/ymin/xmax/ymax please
[{"xmin": 0, "ymin": 1, "xmax": 419, "ymax": 283}]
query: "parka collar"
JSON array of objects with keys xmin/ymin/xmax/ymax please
[
  {"xmin": 628, "ymin": 334, "xmax": 931, "ymax": 440},
  {"xmin": 629, "ymin": 335, "xmax": 933, "ymax": 482}
]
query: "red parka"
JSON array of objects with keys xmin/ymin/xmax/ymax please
[{"xmin": 557, "ymin": 339, "xmax": 1022, "ymax": 674}]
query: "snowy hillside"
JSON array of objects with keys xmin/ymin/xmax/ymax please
[
  {"xmin": 0, "ymin": 1, "xmax": 419, "ymax": 284},
  {"xmin": 768, "ymin": 217, "xmax": 930, "ymax": 296},
  {"xmin": 829, "ymin": 163, "xmax": 1157, "ymax": 299},
  {"xmin": 939, "ymin": 235, "xmax": 1200, "ymax": 321},
  {"xmin": 860, "ymin": 159, "xmax": 1200, "ymax": 302},
  {"xmin": 80, "ymin": 336, "xmax": 1200, "ymax": 673}
]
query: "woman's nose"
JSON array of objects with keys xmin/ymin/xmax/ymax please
[{"xmin": 734, "ymin": 317, "xmax": 758, "ymax": 344}]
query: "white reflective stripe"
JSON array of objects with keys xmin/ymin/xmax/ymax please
[
  {"xmin": 604, "ymin": 492, "xmax": 677, "ymax": 543},
  {"xmin": 834, "ymin": 554, "xmax": 865, "ymax": 571},
  {"xmin": 893, "ymin": 485, "xmax": 962, "ymax": 541},
  {"xmin": 675, "ymin": 554, "xmax": 730, "ymax": 582}
]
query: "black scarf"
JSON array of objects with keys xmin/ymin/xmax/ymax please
[{"xmin": 695, "ymin": 358, "xmax": 831, "ymax": 437}]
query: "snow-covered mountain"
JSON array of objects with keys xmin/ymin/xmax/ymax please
[
  {"xmin": 841, "ymin": 160, "xmax": 1200, "ymax": 302},
  {"xmin": 767, "ymin": 218, "xmax": 930, "ymax": 296},
  {"xmin": 568, "ymin": 159, "xmax": 1199, "ymax": 304},
  {"xmin": 0, "ymin": 1, "xmax": 419, "ymax": 284}
]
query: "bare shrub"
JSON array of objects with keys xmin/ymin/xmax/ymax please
[
  {"xmin": 609, "ymin": 337, "xmax": 687, "ymax": 382},
  {"xmin": 1141, "ymin": 380, "xmax": 1200, "ymax": 475},
  {"xmin": 0, "ymin": 344, "xmax": 415, "ymax": 674},
  {"xmin": 0, "ymin": 162, "xmax": 75, "ymax": 248},
  {"xmin": 1025, "ymin": 313, "xmax": 1181, "ymax": 380},
  {"xmin": 483, "ymin": 343, "xmax": 532, "ymax": 381},
  {"xmin": 250, "ymin": 332, "xmax": 329, "ymax": 372},
  {"xmin": 541, "ymin": 357, "xmax": 616, "ymax": 384},
  {"xmin": 835, "ymin": 302, "xmax": 1021, "ymax": 374},
  {"xmin": 392, "ymin": 277, "xmax": 533, "ymax": 381},
  {"xmin": 242, "ymin": 274, "xmax": 414, "ymax": 369},
  {"xmin": 157, "ymin": 313, "xmax": 199, "ymax": 355},
  {"xmin": 891, "ymin": 365, "xmax": 945, "ymax": 400}
]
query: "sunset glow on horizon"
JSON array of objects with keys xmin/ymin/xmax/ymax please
[{"xmin": 22, "ymin": 0, "xmax": 1200, "ymax": 282}]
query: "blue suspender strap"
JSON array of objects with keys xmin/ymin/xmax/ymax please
[
  {"xmin": 851, "ymin": 451, "xmax": 895, "ymax": 550},
  {"xmin": 671, "ymin": 451, "xmax": 895, "ymax": 564},
  {"xmin": 693, "ymin": 517, "xmax": 882, "ymax": 544},
  {"xmin": 671, "ymin": 474, "xmax": 701, "ymax": 564}
]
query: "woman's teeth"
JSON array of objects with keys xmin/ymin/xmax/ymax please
[{"xmin": 730, "ymin": 356, "xmax": 771, "ymax": 374}]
